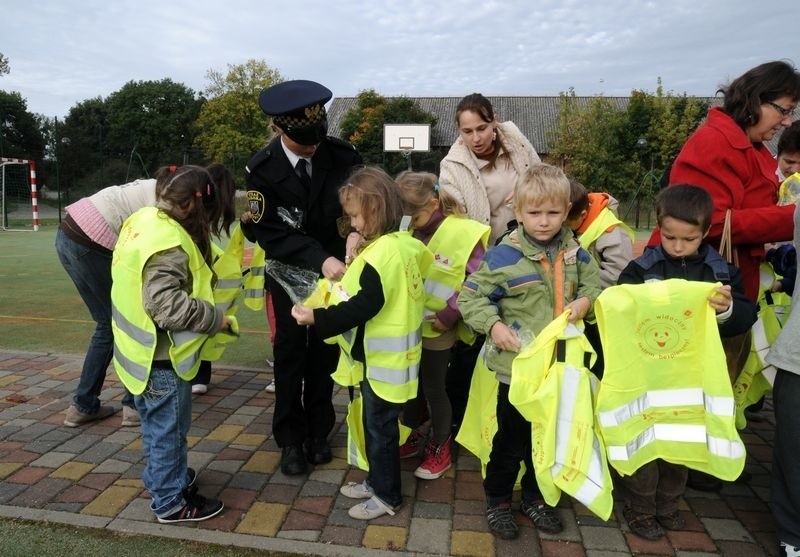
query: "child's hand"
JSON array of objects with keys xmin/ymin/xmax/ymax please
[
  {"xmin": 490, "ymin": 321, "xmax": 521, "ymax": 352},
  {"xmin": 221, "ymin": 316, "xmax": 232, "ymax": 331},
  {"xmin": 345, "ymin": 232, "xmax": 362, "ymax": 265},
  {"xmin": 708, "ymin": 285, "xmax": 732, "ymax": 314},
  {"xmin": 322, "ymin": 256, "xmax": 346, "ymax": 281},
  {"xmin": 291, "ymin": 303, "xmax": 315, "ymax": 325},
  {"xmin": 564, "ymin": 297, "xmax": 591, "ymax": 322},
  {"xmin": 240, "ymin": 210, "xmax": 253, "ymax": 223},
  {"xmin": 426, "ymin": 315, "xmax": 450, "ymax": 333},
  {"xmin": 771, "ymin": 280, "xmax": 784, "ymax": 293}
]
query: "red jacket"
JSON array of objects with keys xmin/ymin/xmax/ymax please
[{"xmin": 649, "ymin": 107, "xmax": 794, "ymax": 300}]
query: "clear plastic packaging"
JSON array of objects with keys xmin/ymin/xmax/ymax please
[
  {"xmin": 484, "ymin": 321, "xmax": 534, "ymax": 357},
  {"xmin": 264, "ymin": 261, "xmax": 319, "ymax": 304}
]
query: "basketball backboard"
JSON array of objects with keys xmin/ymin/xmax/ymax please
[{"xmin": 383, "ymin": 124, "xmax": 431, "ymax": 152}]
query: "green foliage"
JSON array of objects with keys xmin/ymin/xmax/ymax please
[
  {"xmin": 194, "ymin": 59, "xmax": 284, "ymax": 185},
  {"xmin": 548, "ymin": 82, "xmax": 708, "ymax": 202},
  {"xmin": 0, "ymin": 90, "xmax": 46, "ymax": 161},
  {"xmin": 340, "ymin": 90, "xmax": 440, "ymax": 175},
  {"xmin": 0, "ymin": 52, "xmax": 9, "ymax": 75},
  {"xmin": 104, "ymin": 79, "xmax": 202, "ymax": 173}
]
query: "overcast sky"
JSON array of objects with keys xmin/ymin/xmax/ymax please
[{"xmin": 2, "ymin": 0, "xmax": 796, "ymax": 120}]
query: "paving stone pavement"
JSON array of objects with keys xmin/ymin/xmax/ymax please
[{"xmin": 0, "ymin": 349, "xmax": 781, "ymax": 556}]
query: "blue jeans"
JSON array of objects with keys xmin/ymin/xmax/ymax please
[
  {"xmin": 135, "ymin": 366, "xmax": 192, "ymax": 518},
  {"xmin": 56, "ymin": 229, "xmax": 133, "ymax": 414},
  {"xmin": 55, "ymin": 228, "xmax": 134, "ymax": 413},
  {"xmin": 361, "ymin": 379, "xmax": 403, "ymax": 508}
]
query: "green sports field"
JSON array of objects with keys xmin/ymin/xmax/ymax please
[{"xmin": 0, "ymin": 223, "xmax": 272, "ymax": 369}]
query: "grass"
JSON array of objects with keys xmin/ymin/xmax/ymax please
[
  {"xmin": 0, "ymin": 223, "xmax": 272, "ymax": 369},
  {"xmin": 0, "ymin": 518, "xmax": 291, "ymax": 557}
]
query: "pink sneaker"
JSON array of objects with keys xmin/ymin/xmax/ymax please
[
  {"xmin": 414, "ymin": 436, "xmax": 452, "ymax": 479},
  {"xmin": 399, "ymin": 429, "xmax": 425, "ymax": 459}
]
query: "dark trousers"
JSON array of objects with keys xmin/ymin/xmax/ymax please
[
  {"xmin": 362, "ymin": 378, "xmax": 403, "ymax": 507},
  {"xmin": 618, "ymin": 459, "xmax": 687, "ymax": 516},
  {"xmin": 483, "ymin": 382, "xmax": 543, "ymax": 507},
  {"xmin": 771, "ymin": 369, "xmax": 800, "ymax": 546},
  {"xmin": 268, "ymin": 277, "xmax": 337, "ymax": 447},
  {"xmin": 447, "ymin": 336, "xmax": 484, "ymax": 429}
]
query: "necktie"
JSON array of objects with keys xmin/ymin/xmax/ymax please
[{"xmin": 295, "ymin": 159, "xmax": 311, "ymax": 191}]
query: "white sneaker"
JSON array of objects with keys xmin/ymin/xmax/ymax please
[
  {"xmin": 265, "ymin": 358, "xmax": 274, "ymax": 367},
  {"xmin": 348, "ymin": 496, "xmax": 397, "ymax": 520},
  {"xmin": 191, "ymin": 384, "xmax": 208, "ymax": 395},
  {"xmin": 265, "ymin": 380, "xmax": 276, "ymax": 393},
  {"xmin": 340, "ymin": 480, "xmax": 374, "ymax": 499}
]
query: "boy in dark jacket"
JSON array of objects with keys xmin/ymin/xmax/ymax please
[{"xmin": 616, "ymin": 184, "xmax": 757, "ymax": 540}]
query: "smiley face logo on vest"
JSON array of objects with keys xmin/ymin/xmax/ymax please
[
  {"xmin": 406, "ymin": 259, "xmax": 424, "ymax": 301},
  {"xmin": 636, "ymin": 314, "xmax": 689, "ymax": 359}
]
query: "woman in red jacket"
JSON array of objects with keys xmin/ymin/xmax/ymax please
[{"xmin": 653, "ymin": 61, "xmax": 800, "ymax": 301}]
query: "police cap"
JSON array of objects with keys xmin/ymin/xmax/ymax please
[{"xmin": 259, "ymin": 80, "xmax": 332, "ymax": 146}]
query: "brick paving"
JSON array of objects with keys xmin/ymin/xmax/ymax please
[{"xmin": 0, "ymin": 349, "xmax": 781, "ymax": 556}]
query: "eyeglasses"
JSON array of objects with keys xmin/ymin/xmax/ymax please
[{"xmin": 766, "ymin": 100, "xmax": 796, "ymax": 118}]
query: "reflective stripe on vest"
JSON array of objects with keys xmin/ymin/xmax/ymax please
[
  {"xmin": 202, "ymin": 232, "xmax": 246, "ymax": 362},
  {"xmin": 366, "ymin": 327, "xmax": 422, "ymax": 386},
  {"xmin": 595, "ymin": 279, "xmax": 745, "ymax": 480}
]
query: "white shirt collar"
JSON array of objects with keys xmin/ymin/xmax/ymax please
[{"xmin": 280, "ymin": 136, "xmax": 311, "ymax": 172}]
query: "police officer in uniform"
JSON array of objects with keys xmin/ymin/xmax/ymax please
[{"xmin": 244, "ymin": 80, "xmax": 362, "ymax": 475}]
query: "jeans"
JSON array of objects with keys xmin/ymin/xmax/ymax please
[
  {"xmin": 55, "ymin": 228, "xmax": 134, "ymax": 413},
  {"xmin": 361, "ymin": 378, "xmax": 403, "ymax": 508},
  {"xmin": 135, "ymin": 366, "xmax": 192, "ymax": 518},
  {"xmin": 483, "ymin": 382, "xmax": 543, "ymax": 507}
]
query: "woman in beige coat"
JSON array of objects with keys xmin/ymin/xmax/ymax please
[
  {"xmin": 439, "ymin": 93, "xmax": 541, "ymax": 434},
  {"xmin": 440, "ymin": 93, "xmax": 541, "ymax": 245}
]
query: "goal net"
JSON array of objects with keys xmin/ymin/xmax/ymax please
[{"xmin": 1, "ymin": 158, "xmax": 39, "ymax": 231}]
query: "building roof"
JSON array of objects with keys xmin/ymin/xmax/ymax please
[{"xmin": 328, "ymin": 95, "xmax": 718, "ymax": 154}]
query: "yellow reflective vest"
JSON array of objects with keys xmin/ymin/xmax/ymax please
[
  {"xmin": 111, "ymin": 207, "xmax": 215, "ymax": 394},
  {"xmin": 595, "ymin": 279, "xmax": 746, "ymax": 480},
  {"xmin": 733, "ymin": 265, "xmax": 791, "ymax": 428},
  {"xmin": 423, "ymin": 216, "xmax": 489, "ymax": 343},
  {"xmin": 243, "ymin": 242, "xmax": 266, "ymax": 310},
  {"xmin": 200, "ymin": 226, "xmax": 246, "ymax": 361},
  {"xmin": 344, "ymin": 395, "xmax": 412, "ymax": 471},
  {"xmin": 577, "ymin": 206, "xmax": 634, "ymax": 253},
  {"xmin": 509, "ymin": 311, "xmax": 613, "ymax": 520},
  {"xmin": 327, "ymin": 231, "xmax": 432, "ymax": 403}
]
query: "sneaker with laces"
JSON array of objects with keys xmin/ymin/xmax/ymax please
[
  {"xmin": 521, "ymin": 499, "xmax": 563, "ymax": 534},
  {"xmin": 414, "ymin": 436, "xmax": 452, "ymax": 480},
  {"xmin": 64, "ymin": 404, "xmax": 118, "ymax": 427},
  {"xmin": 265, "ymin": 379, "xmax": 276, "ymax": 393},
  {"xmin": 399, "ymin": 429, "xmax": 425, "ymax": 459},
  {"xmin": 781, "ymin": 542, "xmax": 800, "ymax": 557},
  {"xmin": 121, "ymin": 406, "xmax": 140, "ymax": 427},
  {"xmin": 486, "ymin": 503, "xmax": 518, "ymax": 540},
  {"xmin": 340, "ymin": 480, "xmax": 374, "ymax": 499},
  {"xmin": 347, "ymin": 495, "xmax": 398, "ymax": 520},
  {"xmin": 156, "ymin": 492, "xmax": 224, "ymax": 523}
]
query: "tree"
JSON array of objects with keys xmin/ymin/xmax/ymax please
[
  {"xmin": 0, "ymin": 53, "xmax": 9, "ymax": 76},
  {"xmin": 0, "ymin": 90, "xmax": 45, "ymax": 161},
  {"xmin": 104, "ymin": 79, "xmax": 202, "ymax": 176},
  {"xmin": 58, "ymin": 97, "xmax": 112, "ymax": 192},
  {"xmin": 194, "ymin": 59, "xmax": 284, "ymax": 179},
  {"xmin": 340, "ymin": 90, "xmax": 439, "ymax": 175}
]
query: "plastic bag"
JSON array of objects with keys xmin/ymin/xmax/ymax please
[
  {"xmin": 778, "ymin": 172, "xmax": 800, "ymax": 205},
  {"xmin": 485, "ymin": 321, "xmax": 534, "ymax": 358},
  {"xmin": 277, "ymin": 206, "xmax": 305, "ymax": 230},
  {"xmin": 264, "ymin": 260, "xmax": 319, "ymax": 304}
]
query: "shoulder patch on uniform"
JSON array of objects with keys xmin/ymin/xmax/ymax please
[
  {"xmin": 245, "ymin": 148, "xmax": 272, "ymax": 175},
  {"xmin": 247, "ymin": 190, "xmax": 266, "ymax": 223}
]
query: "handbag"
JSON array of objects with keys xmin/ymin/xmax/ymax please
[{"xmin": 718, "ymin": 209, "xmax": 739, "ymax": 266}]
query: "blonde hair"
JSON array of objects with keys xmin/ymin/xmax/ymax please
[
  {"xmin": 395, "ymin": 171, "xmax": 464, "ymax": 218},
  {"xmin": 339, "ymin": 166, "xmax": 404, "ymax": 242},
  {"xmin": 514, "ymin": 164, "xmax": 570, "ymax": 211}
]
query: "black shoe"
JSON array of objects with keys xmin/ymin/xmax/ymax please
[
  {"xmin": 281, "ymin": 445, "xmax": 309, "ymax": 475},
  {"xmin": 686, "ymin": 470, "xmax": 722, "ymax": 492},
  {"xmin": 521, "ymin": 499, "xmax": 563, "ymax": 534},
  {"xmin": 486, "ymin": 503, "xmax": 518, "ymax": 540},
  {"xmin": 157, "ymin": 493, "xmax": 223, "ymax": 523},
  {"xmin": 304, "ymin": 437, "xmax": 332, "ymax": 465},
  {"xmin": 183, "ymin": 467, "xmax": 198, "ymax": 498}
]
